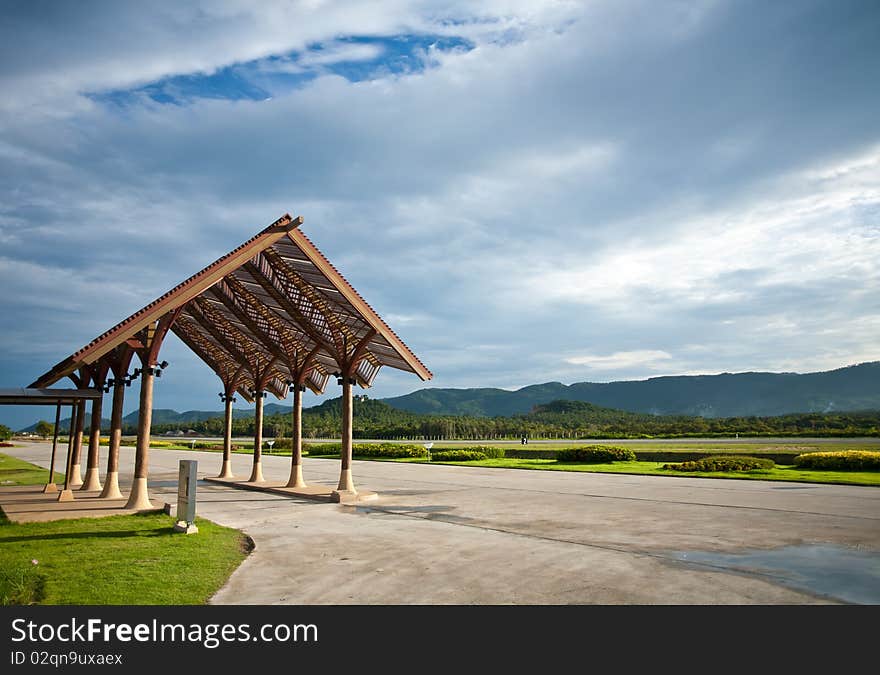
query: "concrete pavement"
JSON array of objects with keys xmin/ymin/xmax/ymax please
[{"xmin": 5, "ymin": 441, "xmax": 880, "ymax": 604}]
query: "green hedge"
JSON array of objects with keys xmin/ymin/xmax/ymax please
[
  {"xmin": 431, "ymin": 450, "xmax": 488, "ymax": 462},
  {"xmin": 435, "ymin": 445, "xmax": 505, "ymax": 459},
  {"xmin": 195, "ymin": 441, "xmax": 238, "ymax": 451},
  {"xmin": 556, "ymin": 445, "xmax": 636, "ymax": 463},
  {"xmin": 302, "ymin": 442, "xmax": 427, "ymax": 458},
  {"xmin": 663, "ymin": 455, "xmax": 775, "ymax": 472},
  {"xmin": 305, "ymin": 442, "xmax": 340, "ymax": 455},
  {"xmin": 793, "ymin": 450, "xmax": 880, "ymax": 471},
  {"xmin": 354, "ymin": 444, "xmax": 427, "ymax": 458}
]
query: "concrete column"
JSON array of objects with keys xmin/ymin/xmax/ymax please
[
  {"xmin": 218, "ymin": 395, "xmax": 234, "ymax": 478},
  {"xmin": 286, "ymin": 385, "xmax": 306, "ymax": 488},
  {"xmin": 248, "ymin": 391, "xmax": 265, "ymax": 482},
  {"xmin": 57, "ymin": 404, "xmax": 77, "ymax": 502},
  {"xmin": 100, "ymin": 380, "xmax": 125, "ymax": 499},
  {"xmin": 81, "ymin": 394, "xmax": 104, "ymax": 491},
  {"xmin": 125, "ymin": 367, "xmax": 155, "ymax": 510},
  {"xmin": 69, "ymin": 399, "xmax": 86, "ymax": 487},
  {"xmin": 336, "ymin": 377, "xmax": 355, "ymax": 493},
  {"xmin": 43, "ymin": 402, "xmax": 61, "ymax": 493}
]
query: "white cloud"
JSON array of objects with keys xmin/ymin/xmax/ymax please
[
  {"xmin": 565, "ymin": 350, "xmax": 673, "ymax": 370},
  {"xmin": 300, "ymin": 42, "xmax": 386, "ymax": 67}
]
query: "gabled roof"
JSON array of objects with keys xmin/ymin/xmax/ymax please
[{"xmin": 29, "ymin": 214, "xmax": 431, "ymax": 399}]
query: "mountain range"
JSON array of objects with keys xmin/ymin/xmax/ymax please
[
  {"xmin": 19, "ymin": 361, "xmax": 880, "ymax": 431},
  {"xmin": 384, "ymin": 362, "xmax": 880, "ymax": 418}
]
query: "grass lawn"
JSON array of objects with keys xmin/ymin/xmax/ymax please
[
  {"xmin": 295, "ymin": 452, "xmax": 880, "ymax": 486},
  {"xmin": 0, "ymin": 452, "xmax": 64, "ymax": 486},
  {"xmin": 424, "ymin": 457, "xmax": 880, "ymax": 487},
  {"xmin": 0, "ymin": 453, "xmax": 250, "ymax": 605}
]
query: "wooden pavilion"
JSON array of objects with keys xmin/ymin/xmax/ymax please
[{"xmin": 29, "ymin": 214, "xmax": 431, "ymax": 508}]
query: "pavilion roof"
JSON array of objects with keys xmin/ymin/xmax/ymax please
[{"xmin": 29, "ymin": 214, "xmax": 431, "ymax": 400}]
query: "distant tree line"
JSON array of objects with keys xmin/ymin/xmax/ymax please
[{"xmin": 136, "ymin": 397, "xmax": 880, "ymax": 440}]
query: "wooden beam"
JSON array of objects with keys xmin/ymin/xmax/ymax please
[
  {"xmin": 185, "ymin": 299, "xmax": 286, "ymax": 398},
  {"xmin": 344, "ymin": 328, "xmax": 378, "ymax": 378},
  {"xmin": 187, "ymin": 298, "xmax": 268, "ymax": 373},
  {"xmin": 208, "ymin": 284, "xmax": 296, "ymax": 376},
  {"xmin": 171, "ymin": 319, "xmax": 240, "ymax": 381},
  {"xmin": 242, "ymin": 261, "xmax": 341, "ymax": 366},
  {"xmin": 261, "ymin": 248, "xmax": 355, "ymax": 356},
  {"xmin": 224, "ymin": 275, "xmax": 314, "ymax": 358}
]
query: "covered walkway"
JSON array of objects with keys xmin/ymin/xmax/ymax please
[{"xmin": 26, "ymin": 214, "xmax": 431, "ymax": 511}]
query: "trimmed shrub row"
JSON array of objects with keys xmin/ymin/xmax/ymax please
[
  {"xmin": 556, "ymin": 445, "xmax": 636, "ymax": 463},
  {"xmin": 430, "ymin": 450, "xmax": 487, "ymax": 462},
  {"xmin": 663, "ymin": 455, "xmax": 775, "ymax": 472},
  {"xmin": 793, "ymin": 450, "xmax": 880, "ymax": 471},
  {"xmin": 436, "ymin": 445, "xmax": 505, "ymax": 459},
  {"xmin": 303, "ymin": 442, "xmax": 427, "ymax": 458},
  {"xmin": 353, "ymin": 444, "xmax": 427, "ymax": 459},
  {"xmin": 305, "ymin": 443, "xmax": 340, "ymax": 455}
]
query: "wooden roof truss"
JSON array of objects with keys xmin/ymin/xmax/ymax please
[{"xmin": 29, "ymin": 215, "xmax": 431, "ymax": 399}]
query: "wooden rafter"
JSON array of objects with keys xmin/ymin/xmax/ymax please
[
  {"xmin": 242, "ymin": 261, "xmax": 341, "ymax": 365},
  {"xmin": 261, "ymin": 248, "xmax": 358, "ymax": 354},
  {"xmin": 188, "ymin": 297, "xmax": 268, "ymax": 371},
  {"xmin": 186, "ymin": 298, "xmax": 287, "ymax": 397},
  {"xmin": 172, "ymin": 318, "xmax": 246, "ymax": 385},
  {"xmin": 208, "ymin": 284, "xmax": 293, "ymax": 368},
  {"xmin": 224, "ymin": 276, "xmax": 316, "ymax": 365}
]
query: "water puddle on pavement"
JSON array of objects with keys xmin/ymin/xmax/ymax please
[{"xmin": 671, "ymin": 544, "xmax": 880, "ymax": 604}]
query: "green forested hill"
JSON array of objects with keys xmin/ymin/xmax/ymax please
[{"xmin": 383, "ymin": 362, "xmax": 880, "ymax": 418}]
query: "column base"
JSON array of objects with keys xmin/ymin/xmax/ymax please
[
  {"xmin": 69, "ymin": 463, "xmax": 83, "ymax": 488},
  {"xmin": 42, "ymin": 482, "xmax": 58, "ymax": 494},
  {"xmin": 173, "ymin": 521, "xmax": 199, "ymax": 534},
  {"xmin": 99, "ymin": 471, "xmax": 123, "ymax": 500},
  {"xmin": 80, "ymin": 467, "xmax": 102, "ymax": 491},
  {"xmin": 217, "ymin": 459, "xmax": 234, "ymax": 479},
  {"xmin": 336, "ymin": 468, "xmax": 356, "ymax": 493},
  {"xmin": 124, "ymin": 477, "xmax": 154, "ymax": 510},
  {"xmin": 285, "ymin": 463, "xmax": 307, "ymax": 488},
  {"xmin": 247, "ymin": 461, "xmax": 265, "ymax": 483},
  {"xmin": 57, "ymin": 489, "xmax": 74, "ymax": 502}
]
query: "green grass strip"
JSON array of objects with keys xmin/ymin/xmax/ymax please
[
  {"xmin": 0, "ymin": 452, "xmax": 64, "ymax": 487},
  {"xmin": 0, "ymin": 452, "xmax": 249, "ymax": 605},
  {"xmin": 0, "ymin": 512, "xmax": 250, "ymax": 605},
  {"xmin": 427, "ymin": 458, "xmax": 880, "ymax": 486}
]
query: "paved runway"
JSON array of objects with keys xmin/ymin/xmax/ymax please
[{"xmin": 6, "ymin": 442, "xmax": 880, "ymax": 604}]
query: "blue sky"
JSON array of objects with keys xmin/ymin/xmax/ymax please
[{"xmin": 1, "ymin": 1, "xmax": 878, "ymax": 429}]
